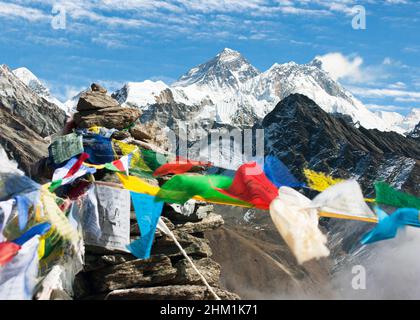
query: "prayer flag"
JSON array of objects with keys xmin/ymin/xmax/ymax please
[
  {"xmin": 49, "ymin": 133, "xmax": 83, "ymax": 165},
  {"xmin": 153, "ymin": 156, "xmax": 211, "ymax": 177},
  {"xmin": 104, "ymin": 154, "xmax": 132, "ymax": 175},
  {"xmin": 264, "ymin": 155, "xmax": 305, "ymax": 188},
  {"xmin": 311, "ymin": 180, "xmax": 377, "ymax": 222},
  {"xmin": 270, "ymin": 187, "xmax": 330, "ymax": 264},
  {"xmin": 215, "ymin": 162, "xmax": 278, "ymax": 210},
  {"xmin": 361, "ymin": 207, "xmax": 420, "ymax": 245},
  {"xmin": 157, "ymin": 174, "xmax": 253, "ymax": 207},
  {"xmin": 375, "ymin": 182, "xmax": 420, "ymax": 210},
  {"xmin": 0, "ymin": 242, "xmax": 21, "ymax": 266},
  {"xmin": 303, "ymin": 169, "xmax": 343, "ymax": 192},
  {"xmin": 12, "ymin": 222, "xmax": 51, "ymax": 246},
  {"xmin": 127, "ymin": 192, "xmax": 164, "ymax": 259},
  {"xmin": 50, "ymin": 153, "xmax": 96, "ymax": 192},
  {"xmin": 0, "ymin": 235, "xmax": 40, "ymax": 299}
]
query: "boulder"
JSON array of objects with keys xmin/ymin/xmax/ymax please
[
  {"xmin": 91, "ymin": 83, "xmax": 107, "ymax": 94},
  {"xmin": 0, "ymin": 108, "xmax": 49, "ymax": 176},
  {"xmin": 151, "ymin": 231, "xmax": 212, "ymax": 258},
  {"xmin": 87, "ymin": 255, "xmax": 177, "ymax": 293},
  {"xmin": 111, "ymin": 130, "xmax": 131, "ymax": 140},
  {"xmin": 129, "ymin": 124, "xmax": 152, "ymax": 141},
  {"xmin": 76, "ymin": 91, "xmax": 120, "ymax": 112},
  {"xmin": 172, "ymin": 258, "xmax": 221, "ymax": 286},
  {"xmin": 105, "ymin": 285, "xmax": 240, "ymax": 300},
  {"xmin": 73, "ymin": 107, "xmax": 141, "ymax": 130},
  {"xmin": 175, "ymin": 213, "xmax": 224, "ymax": 234},
  {"xmin": 84, "ymin": 253, "xmax": 136, "ymax": 272}
]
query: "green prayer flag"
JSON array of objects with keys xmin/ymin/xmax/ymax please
[
  {"xmin": 156, "ymin": 174, "xmax": 252, "ymax": 207},
  {"xmin": 141, "ymin": 148, "xmax": 173, "ymax": 171},
  {"xmin": 49, "ymin": 133, "xmax": 84, "ymax": 164},
  {"xmin": 375, "ymin": 182, "xmax": 420, "ymax": 210}
]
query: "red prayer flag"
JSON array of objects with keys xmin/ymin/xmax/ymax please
[
  {"xmin": 0, "ymin": 242, "xmax": 21, "ymax": 266},
  {"xmin": 64, "ymin": 152, "xmax": 90, "ymax": 178},
  {"xmin": 153, "ymin": 156, "xmax": 212, "ymax": 177},
  {"xmin": 215, "ymin": 162, "xmax": 278, "ymax": 210}
]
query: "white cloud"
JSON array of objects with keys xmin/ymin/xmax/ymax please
[
  {"xmin": 315, "ymin": 52, "xmax": 364, "ymax": 82},
  {"xmin": 0, "ymin": 1, "xmax": 48, "ymax": 22},
  {"xmin": 388, "ymin": 81, "xmax": 406, "ymax": 89},
  {"xmin": 366, "ymin": 104, "xmax": 408, "ymax": 112},
  {"xmin": 350, "ymin": 86, "xmax": 420, "ymax": 101}
]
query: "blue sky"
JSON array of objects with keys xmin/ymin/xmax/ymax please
[{"xmin": 0, "ymin": 0, "xmax": 419, "ymax": 115}]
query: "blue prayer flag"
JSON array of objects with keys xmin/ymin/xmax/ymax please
[
  {"xmin": 263, "ymin": 155, "xmax": 305, "ymax": 188},
  {"xmin": 12, "ymin": 222, "xmax": 51, "ymax": 246},
  {"xmin": 361, "ymin": 207, "xmax": 420, "ymax": 245},
  {"xmin": 15, "ymin": 195, "xmax": 31, "ymax": 231},
  {"xmin": 127, "ymin": 192, "xmax": 164, "ymax": 259},
  {"xmin": 82, "ymin": 133, "xmax": 115, "ymax": 165}
]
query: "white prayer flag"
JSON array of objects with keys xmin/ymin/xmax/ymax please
[
  {"xmin": 0, "ymin": 235, "xmax": 40, "ymax": 300},
  {"xmin": 270, "ymin": 187, "xmax": 330, "ymax": 265},
  {"xmin": 310, "ymin": 180, "xmax": 376, "ymax": 221}
]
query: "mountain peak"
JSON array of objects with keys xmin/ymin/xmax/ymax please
[
  {"xmin": 173, "ymin": 48, "xmax": 259, "ymax": 89},
  {"xmin": 216, "ymin": 48, "xmax": 241, "ymax": 61},
  {"xmin": 13, "ymin": 67, "xmax": 39, "ymax": 83},
  {"xmin": 308, "ymin": 58, "xmax": 323, "ymax": 69}
]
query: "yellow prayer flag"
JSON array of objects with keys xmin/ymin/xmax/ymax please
[
  {"xmin": 303, "ymin": 169, "xmax": 343, "ymax": 192},
  {"xmin": 88, "ymin": 126, "xmax": 102, "ymax": 134},
  {"xmin": 40, "ymin": 184, "xmax": 79, "ymax": 244},
  {"xmin": 113, "ymin": 140, "xmax": 152, "ymax": 172},
  {"xmin": 117, "ymin": 173, "xmax": 160, "ymax": 196}
]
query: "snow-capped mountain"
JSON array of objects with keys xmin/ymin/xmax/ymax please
[
  {"xmin": 0, "ymin": 64, "xmax": 66, "ymax": 137},
  {"xmin": 113, "ymin": 80, "xmax": 169, "ymax": 108},
  {"xmin": 114, "ymin": 48, "xmax": 418, "ymax": 133},
  {"xmin": 13, "ymin": 67, "xmax": 69, "ymax": 113},
  {"xmin": 375, "ymin": 109, "xmax": 420, "ymax": 135}
]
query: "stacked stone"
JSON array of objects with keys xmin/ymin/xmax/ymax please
[
  {"xmin": 67, "ymin": 83, "xmax": 239, "ymax": 300},
  {"xmin": 73, "ymin": 202, "xmax": 239, "ymax": 300}
]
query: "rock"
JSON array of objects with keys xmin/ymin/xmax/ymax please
[
  {"xmin": 152, "ymin": 231, "xmax": 212, "ymax": 258},
  {"xmin": 87, "ymin": 255, "xmax": 177, "ymax": 293},
  {"xmin": 175, "ymin": 213, "xmax": 224, "ymax": 234},
  {"xmin": 163, "ymin": 202, "xmax": 214, "ymax": 223},
  {"xmin": 73, "ymin": 273, "xmax": 91, "ymax": 299},
  {"xmin": 129, "ymin": 124, "xmax": 152, "ymax": 141},
  {"xmin": 0, "ymin": 65, "xmax": 67, "ymax": 138},
  {"xmin": 76, "ymin": 90, "xmax": 120, "ymax": 112},
  {"xmin": 0, "ymin": 108, "xmax": 49, "ymax": 176},
  {"xmin": 111, "ymin": 130, "xmax": 131, "ymax": 140},
  {"xmin": 49, "ymin": 289, "xmax": 73, "ymax": 300},
  {"xmin": 84, "ymin": 253, "xmax": 136, "ymax": 272},
  {"xmin": 105, "ymin": 285, "xmax": 240, "ymax": 300},
  {"xmin": 74, "ymin": 107, "xmax": 141, "ymax": 130},
  {"xmin": 91, "ymin": 83, "xmax": 107, "ymax": 94},
  {"xmin": 261, "ymin": 93, "xmax": 420, "ymax": 195},
  {"xmin": 172, "ymin": 258, "xmax": 220, "ymax": 286}
]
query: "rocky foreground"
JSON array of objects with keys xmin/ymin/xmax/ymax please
[
  {"xmin": 29, "ymin": 82, "xmax": 239, "ymax": 300},
  {"xmin": 74, "ymin": 205, "xmax": 239, "ymax": 300}
]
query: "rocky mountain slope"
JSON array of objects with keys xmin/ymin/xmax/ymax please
[
  {"xmin": 0, "ymin": 64, "xmax": 67, "ymax": 176},
  {"xmin": 13, "ymin": 67, "xmax": 68, "ymax": 112},
  {"xmin": 200, "ymin": 94, "xmax": 420, "ymax": 299},
  {"xmin": 113, "ymin": 48, "xmax": 418, "ymax": 134},
  {"xmin": 261, "ymin": 94, "xmax": 420, "ymax": 195}
]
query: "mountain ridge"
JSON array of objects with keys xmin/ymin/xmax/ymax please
[{"xmin": 111, "ymin": 48, "xmax": 418, "ymax": 134}]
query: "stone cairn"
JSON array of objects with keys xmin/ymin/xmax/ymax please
[{"xmin": 65, "ymin": 84, "xmax": 239, "ymax": 300}]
